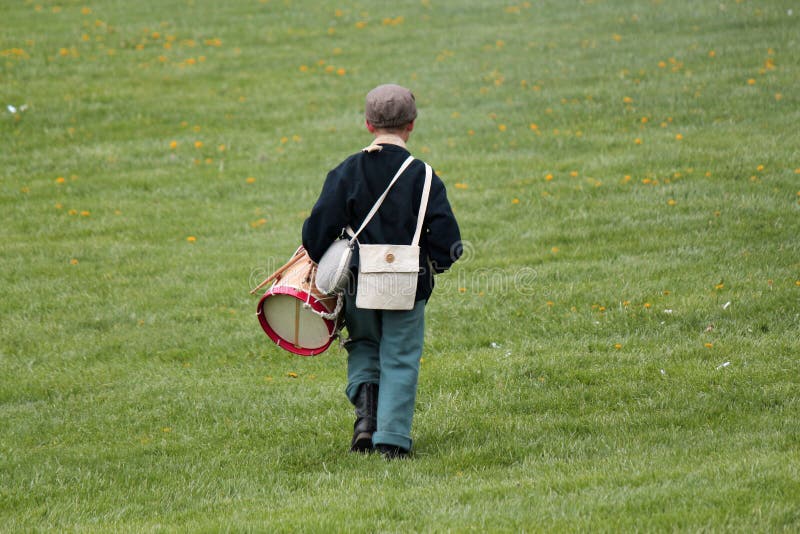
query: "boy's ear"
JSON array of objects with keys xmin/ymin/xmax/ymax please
[
  {"xmin": 365, "ymin": 120, "xmax": 377, "ymax": 133},
  {"xmin": 406, "ymin": 121, "xmax": 414, "ymax": 133}
]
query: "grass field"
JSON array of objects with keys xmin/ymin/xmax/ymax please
[{"xmin": 2, "ymin": 0, "xmax": 799, "ymax": 531}]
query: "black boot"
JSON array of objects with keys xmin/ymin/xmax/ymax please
[
  {"xmin": 376, "ymin": 444, "xmax": 410, "ymax": 460},
  {"xmin": 350, "ymin": 383, "xmax": 378, "ymax": 453}
]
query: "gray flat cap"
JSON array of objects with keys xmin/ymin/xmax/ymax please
[{"xmin": 365, "ymin": 84, "xmax": 417, "ymax": 128}]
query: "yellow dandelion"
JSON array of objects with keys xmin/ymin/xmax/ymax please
[
  {"xmin": 529, "ymin": 123, "xmax": 538, "ymax": 131},
  {"xmin": 186, "ymin": 236, "xmax": 197, "ymax": 243},
  {"xmin": 218, "ymin": 144, "xmax": 226, "ymax": 152},
  {"xmin": 795, "ymin": 280, "xmax": 800, "ymax": 286},
  {"xmin": 194, "ymin": 140, "xmax": 203, "ymax": 149},
  {"xmin": 614, "ymin": 343, "xmax": 622, "ymax": 350},
  {"xmin": 355, "ymin": 21, "xmax": 367, "ymax": 29},
  {"xmin": 708, "ymin": 50, "xmax": 716, "ymax": 58},
  {"xmin": 454, "ymin": 183, "xmax": 468, "ymax": 189},
  {"xmin": 498, "ymin": 124, "xmax": 507, "ymax": 132},
  {"xmin": 299, "ymin": 65, "xmax": 308, "ymax": 72},
  {"xmin": 675, "ymin": 133, "xmax": 683, "ymax": 140},
  {"xmin": 551, "ymin": 246, "xmax": 559, "ymax": 254},
  {"xmin": 511, "ymin": 198, "xmax": 520, "ymax": 204},
  {"xmin": 570, "ymin": 171, "xmax": 578, "ymax": 177},
  {"xmin": 545, "ymin": 174, "xmax": 553, "ymax": 181},
  {"xmin": 775, "ymin": 93, "xmax": 783, "ymax": 101},
  {"xmin": 644, "ymin": 302, "xmax": 652, "ymax": 309},
  {"xmin": 623, "ymin": 96, "xmax": 633, "ymax": 104},
  {"xmin": 658, "ymin": 60, "xmax": 666, "ymax": 68},
  {"xmin": 80, "ymin": 210, "xmax": 90, "ymax": 217},
  {"xmin": 458, "ymin": 287, "xmax": 467, "ymax": 293},
  {"xmin": 55, "ymin": 203, "xmax": 63, "ymax": 209},
  {"xmin": 715, "ymin": 283, "xmax": 724, "ymax": 290},
  {"xmin": 336, "ymin": 68, "xmax": 346, "ymax": 76},
  {"xmin": 169, "ymin": 140, "xmax": 178, "ymax": 149},
  {"xmin": 546, "ymin": 301, "xmax": 554, "ymax": 307},
  {"xmin": 756, "ymin": 164, "xmax": 764, "ymax": 172},
  {"xmin": 246, "ymin": 177, "xmax": 256, "ymax": 184},
  {"xmin": 81, "ymin": 6, "xmax": 92, "ymax": 15},
  {"xmin": 667, "ymin": 199, "xmax": 677, "ymax": 206},
  {"xmin": 162, "ymin": 427, "xmax": 172, "ymax": 433},
  {"xmin": 641, "ymin": 116, "xmax": 648, "ymax": 124},
  {"xmin": 70, "ymin": 258, "xmax": 79, "ymax": 265},
  {"xmin": 56, "ymin": 176, "xmax": 65, "ymax": 184},
  {"xmin": 635, "ymin": 138, "xmax": 642, "ymax": 145},
  {"xmin": 704, "ymin": 343, "xmax": 713, "ymax": 349},
  {"xmin": 747, "ymin": 78, "xmax": 756, "ymax": 86},
  {"xmin": 68, "ymin": 209, "xmax": 78, "ymax": 216}
]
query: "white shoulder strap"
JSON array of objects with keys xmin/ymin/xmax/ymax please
[
  {"xmin": 348, "ymin": 155, "xmax": 415, "ymax": 244},
  {"xmin": 411, "ymin": 163, "xmax": 433, "ymax": 246}
]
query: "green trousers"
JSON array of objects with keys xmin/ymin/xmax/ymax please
[{"xmin": 343, "ymin": 295, "xmax": 426, "ymax": 452}]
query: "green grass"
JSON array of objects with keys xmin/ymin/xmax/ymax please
[{"xmin": 2, "ymin": 0, "xmax": 799, "ymax": 531}]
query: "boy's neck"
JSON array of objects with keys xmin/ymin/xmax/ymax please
[{"xmin": 371, "ymin": 133, "xmax": 407, "ymax": 148}]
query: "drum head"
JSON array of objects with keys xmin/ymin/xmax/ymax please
[{"xmin": 257, "ymin": 289, "xmax": 335, "ymax": 356}]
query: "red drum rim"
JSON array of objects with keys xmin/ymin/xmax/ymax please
[{"xmin": 257, "ymin": 286, "xmax": 336, "ymax": 356}]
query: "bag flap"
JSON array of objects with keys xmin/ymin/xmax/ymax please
[{"xmin": 359, "ymin": 244, "xmax": 419, "ymax": 273}]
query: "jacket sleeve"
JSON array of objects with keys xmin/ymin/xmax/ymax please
[
  {"xmin": 424, "ymin": 174, "xmax": 462, "ymax": 274},
  {"xmin": 302, "ymin": 167, "xmax": 349, "ymax": 264}
]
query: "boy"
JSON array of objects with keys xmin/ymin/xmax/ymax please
[{"xmin": 302, "ymin": 84, "xmax": 461, "ymax": 458}]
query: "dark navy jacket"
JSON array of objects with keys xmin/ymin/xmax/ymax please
[{"xmin": 302, "ymin": 143, "xmax": 461, "ymax": 302}]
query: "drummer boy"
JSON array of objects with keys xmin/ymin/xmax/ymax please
[{"xmin": 302, "ymin": 84, "xmax": 462, "ymax": 458}]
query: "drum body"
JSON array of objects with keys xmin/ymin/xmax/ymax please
[{"xmin": 257, "ymin": 251, "xmax": 338, "ymax": 356}]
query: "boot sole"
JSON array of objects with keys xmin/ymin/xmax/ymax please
[{"xmin": 350, "ymin": 432, "xmax": 373, "ymax": 453}]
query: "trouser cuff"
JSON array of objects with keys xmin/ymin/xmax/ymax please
[{"xmin": 372, "ymin": 431, "xmax": 412, "ymax": 452}]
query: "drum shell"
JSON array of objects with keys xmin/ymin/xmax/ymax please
[{"xmin": 257, "ymin": 254, "xmax": 338, "ymax": 356}]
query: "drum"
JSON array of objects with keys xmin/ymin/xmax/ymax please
[{"xmin": 254, "ymin": 247, "xmax": 340, "ymax": 356}]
